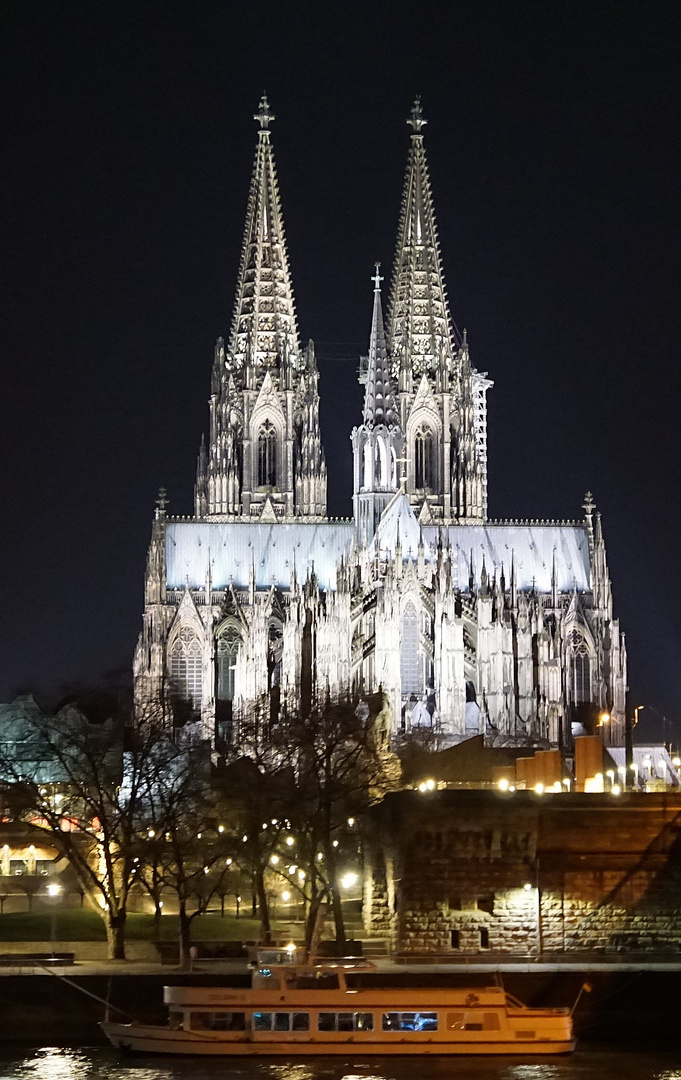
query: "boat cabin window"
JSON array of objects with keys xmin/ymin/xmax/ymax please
[
  {"xmin": 190, "ymin": 1012, "xmax": 245, "ymax": 1031},
  {"xmin": 318, "ymin": 1012, "xmax": 373, "ymax": 1032},
  {"xmin": 382, "ymin": 1012, "xmax": 438, "ymax": 1032},
  {"xmin": 252, "ymin": 1012, "xmax": 309, "ymax": 1032},
  {"xmin": 447, "ymin": 1012, "xmax": 465, "ymax": 1030}
]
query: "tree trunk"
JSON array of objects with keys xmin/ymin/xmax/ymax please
[
  {"xmin": 153, "ymin": 897, "xmax": 163, "ymax": 937},
  {"xmin": 329, "ymin": 881, "xmax": 347, "ymax": 952},
  {"xmin": 178, "ymin": 899, "xmax": 192, "ymax": 970},
  {"xmin": 304, "ymin": 889, "xmax": 323, "ymax": 950},
  {"xmin": 254, "ymin": 866, "xmax": 273, "ymax": 944},
  {"xmin": 105, "ymin": 910, "xmax": 127, "ymax": 960},
  {"xmin": 324, "ymin": 836, "xmax": 347, "ymax": 951}
]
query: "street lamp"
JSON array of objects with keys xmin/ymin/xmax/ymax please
[{"xmin": 45, "ymin": 881, "xmax": 63, "ymax": 957}]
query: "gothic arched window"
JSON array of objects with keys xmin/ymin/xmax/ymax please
[
  {"xmin": 216, "ymin": 626, "xmax": 241, "ymax": 702},
  {"xmin": 414, "ymin": 425, "xmax": 435, "ymax": 491},
  {"xmin": 569, "ymin": 630, "xmax": 591, "ymax": 705},
  {"xmin": 169, "ymin": 626, "xmax": 203, "ymax": 708},
  {"xmin": 257, "ymin": 420, "xmax": 277, "ymax": 488},
  {"xmin": 401, "ymin": 600, "xmax": 423, "ymax": 695}
]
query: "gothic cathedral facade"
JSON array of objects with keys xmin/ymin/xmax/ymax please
[{"xmin": 134, "ymin": 98, "xmax": 627, "ymax": 750}]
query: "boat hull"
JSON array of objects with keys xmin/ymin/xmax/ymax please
[{"xmin": 101, "ymin": 1022, "xmax": 575, "ymax": 1056}]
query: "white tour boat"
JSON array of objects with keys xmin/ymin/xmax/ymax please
[{"xmin": 101, "ymin": 947, "xmax": 575, "ymax": 1056}]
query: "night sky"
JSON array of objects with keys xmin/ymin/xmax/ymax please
[{"xmin": 2, "ymin": 2, "xmax": 680, "ymax": 740}]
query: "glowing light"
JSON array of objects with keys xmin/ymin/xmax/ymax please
[
  {"xmin": 534, "ymin": 783, "xmax": 544, "ymax": 795},
  {"xmin": 332, "ymin": 840, "xmax": 339, "ymax": 848},
  {"xmin": 426, "ymin": 779, "xmax": 436, "ymax": 791},
  {"xmin": 298, "ymin": 870, "xmax": 305, "ymax": 880},
  {"xmin": 270, "ymin": 854, "xmax": 279, "ymax": 865},
  {"xmin": 523, "ymin": 882, "xmax": 533, "ymax": 892},
  {"xmin": 498, "ymin": 778, "xmax": 509, "ymax": 792},
  {"xmin": 286, "ymin": 942, "xmax": 296, "ymax": 953},
  {"xmin": 46, "ymin": 883, "xmax": 62, "ymax": 898},
  {"xmin": 288, "ymin": 865, "xmax": 297, "ymax": 874},
  {"xmin": 148, "ymin": 830, "xmax": 155, "ymax": 838},
  {"xmin": 285, "ymin": 836, "xmax": 295, "ymax": 847},
  {"xmin": 673, "ymin": 758, "xmax": 681, "ymax": 768},
  {"xmin": 347, "ymin": 817, "xmax": 355, "ymax": 827},
  {"xmin": 281, "ymin": 890, "xmax": 291, "ymax": 902},
  {"xmin": 418, "ymin": 782, "xmax": 427, "ymax": 792},
  {"xmin": 226, "ymin": 858, "xmax": 232, "ymax": 866},
  {"xmin": 242, "ymin": 835, "xmax": 248, "ymax": 842},
  {"xmin": 611, "ymin": 784, "xmax": 622, "ymax": 796},
  {"xmin": 341, "ymin": 872, "xmax": 359, "ymax": 890},
  {"xmin": 598, "ymin": 712, "xmax": 610, "ymax": 726},
  {"xmin": 218, "ymin": 825, "xmax": 224, "ymax": 833}
]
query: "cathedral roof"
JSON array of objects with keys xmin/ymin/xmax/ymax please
[
  {"xmin": 374, "ymin": 491, "xmax": 422, "ymax": 558},
  {"xmin": 226, "ymin": 95, "xmax": 300, "ymax": 370},
  {"xmin": 421, "ymin": 524, "xmax": 590, "ymax": 593},
  {"xmin": 166, "ymin": 520, "xmax": 354, "ymax": 592},
  {"xmin": 387, "ymin": 98, "xmax": 457, "ymax": 377}
]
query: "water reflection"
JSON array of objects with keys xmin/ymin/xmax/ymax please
[{"xmin": 2, "ymin": 1049, "xmax": 681, "ymax": 1080}]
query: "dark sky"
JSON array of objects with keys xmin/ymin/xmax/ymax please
[{"xmin": 1, "ymin": 1, "xmax": 680, "ymax": 740}]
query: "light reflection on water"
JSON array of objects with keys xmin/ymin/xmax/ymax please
[{"xmin": 1, "ymin": 1049, "xmax": 681, "ymax": 1080}]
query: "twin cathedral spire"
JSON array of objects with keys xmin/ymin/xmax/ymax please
[{"xmin": 195, "ymin": 96, "xmax": 492, "ymax": 529}]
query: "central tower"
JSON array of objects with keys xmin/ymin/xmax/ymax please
[{"xmin": 195, "ymin": 96, "xmax": 326, "ymax": 521}]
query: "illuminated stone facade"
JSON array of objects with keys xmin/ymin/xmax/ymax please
[
  {"xmin": 365, "ymin": 790, "xmax": 681, "ymax": 956},
  {"xmin": 134, "ymin": 98, "xmax": 627, "ymax": 750}
]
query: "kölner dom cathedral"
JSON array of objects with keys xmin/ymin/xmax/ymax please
[{"xmin": 134, "ymin": 97, "xmax": 627, "ymax": 753}]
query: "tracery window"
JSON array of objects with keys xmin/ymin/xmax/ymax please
[
  {"xmin": 414, "ymin": 426, "xmax": 435, "ymax": 491},
  {"xmin": 569, "ymin": 630, "xmax": 591, "ymax": 705},
  {"xmin": 401, "ymin": 600, "xmax": 423, "ymax": 695},
  {"xmin": 169, "ymin": 627, "xmax": 203, "ymax": 708},
  {"xmin": 216, "ymin": 626, "xmax": 241, "ymax": 702},
  {"xmin": 257, "ymin": 420, "xmax": 277, "ymax": 488}
]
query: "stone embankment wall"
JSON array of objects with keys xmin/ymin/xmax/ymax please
[{"xmin": 364, "ymin": 791, "xmax": 681, "ymax": 957}]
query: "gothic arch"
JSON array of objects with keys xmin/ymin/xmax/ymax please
[
  {"xmin": 566, "ymin": 627, "xmax": 594, "ymax": 705},
  {"xmin": 400, "ymin": 597, "xmax": 423, "ymax": 697},
  {"xmin": 168, "ymin": 625, "xmax": 204, "ymax": 709},
  {"xmin": 256, "ymin": 419, "xmax": 277, "ymax": 488},
  {"xmin": 215, "ymin": 620, "xmax": 242, "ymax": 703}
]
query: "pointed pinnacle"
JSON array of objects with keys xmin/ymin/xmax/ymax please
[
  {"xmin": 407, "ymin": 96, "xmax": 427, "ymax": 134},
  {"xmin": 254, "ymin": 93, "xmax": 275, "ymax": 130}
]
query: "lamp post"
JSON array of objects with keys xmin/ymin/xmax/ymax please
[{"xmin": 45, "ymin": 881, "xmax": 63, "ymax": 957}]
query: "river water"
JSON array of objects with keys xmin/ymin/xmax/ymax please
[{"xmin": 1, "ymin": 1048, "xmax": 681, "ymax": 1080}]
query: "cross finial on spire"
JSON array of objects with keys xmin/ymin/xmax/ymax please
[
  {"xmin": 582, "ymin": 491, "xmax": 596, "ymax": 516},
  {"xmin": 407, "ymin": 96, "xmax": 427, "ymax": 134},
  {"xmin": 372, "ymin": 262, "xmax": 383, "ymax": 292},
  {"xmin": 254, "ymin": 93, "xmax": 275, "ymax": 130},
  {"xmin": 395, "ymin": 452, "xmax": 409, "ymax": 493},
  {"xmin": 155, "ymin": 486, "xmax": 169, "ymax": 519}
]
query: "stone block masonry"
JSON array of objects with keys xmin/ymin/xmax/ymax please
[{"xmin": 364, "ymin": 790, "xmax": 681, "ymax": 958}]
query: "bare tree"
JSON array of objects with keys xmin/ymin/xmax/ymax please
[
  {"xmin": 137, "ymin": 735, "xmax": 234, "ymax": 967},
  {"xmin": 0, "ymin": 699, "xmax": 157, "ymax": 959}
]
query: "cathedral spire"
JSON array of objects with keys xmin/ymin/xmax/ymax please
[
  {"xmin": 387, "ymin": 97, "xmax": 456, "ymax": 380},
  {"xmin": 363, "ymin": 264, "xmax": 397, "ymax": 426},
  {"xmin": 227, "ymin": 94, "xmax": 300, "ymax": 373}
]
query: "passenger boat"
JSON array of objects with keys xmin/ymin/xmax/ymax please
[{"xmin": 101, "ymin": 947, "xmax": 575, "ymax": 1056}]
